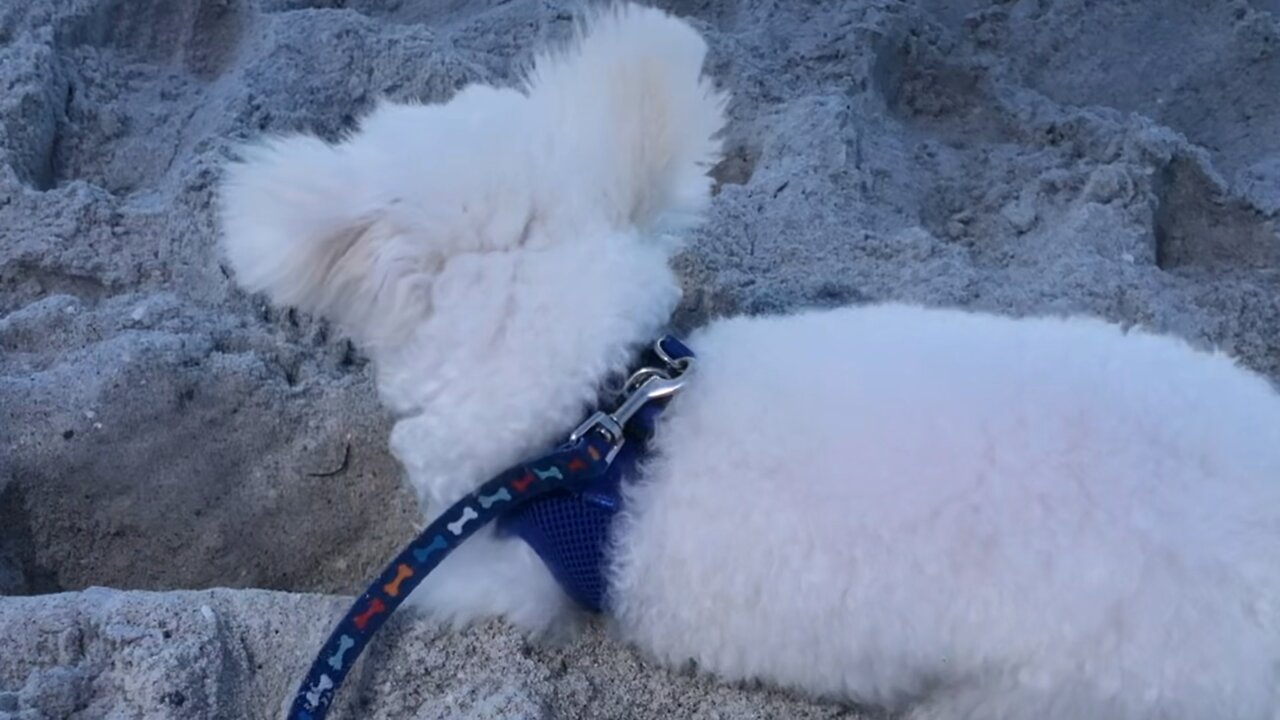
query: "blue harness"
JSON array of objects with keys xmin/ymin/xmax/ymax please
[
  {"xmin": 495, "ymin": 356, "xmax": 683, "ymax": 612},
  {"xmin": 287, "ymin": 336, "xmax": 694, "ymax": 720}
]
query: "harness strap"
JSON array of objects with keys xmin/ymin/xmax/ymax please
[
  {"xmin": 286, "ymin": 335, "xmax": 694, "ymax": 720},
  {"xmin": 495, "ymin": 336, "xmax": 694, "ymax": 612}
]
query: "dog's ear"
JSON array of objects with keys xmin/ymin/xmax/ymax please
[
  {"xmin": 526, "ymin": 3, "xmax": 729, "ymax": 235},
  {"xmin": 217, "ymin": 133, "xmax": 433, "ymax": 349}
]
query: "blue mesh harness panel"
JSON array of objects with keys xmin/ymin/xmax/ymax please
[
  {"xmin": 496, "ymin": 404, "xmax": 661, "ymax": 612},
  {"xmin": 497, "ymin": 340, "xmax": 690, "ymax": 613}
]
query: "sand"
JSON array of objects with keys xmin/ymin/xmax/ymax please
[{"xmin": 2, "ymin": 0, "xmax": 1278, "ymax": 717}]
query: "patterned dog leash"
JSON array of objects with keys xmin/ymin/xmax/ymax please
[{"xmin": 286, "ymin": 336, "xmax": 695, "ymax": 720}]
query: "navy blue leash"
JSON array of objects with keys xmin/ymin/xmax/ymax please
[{"xmin": 287, "ymin": 336, "xmax": 694, "ymax": 720}]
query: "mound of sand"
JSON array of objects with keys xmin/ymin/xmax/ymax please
[{"xmin": 2, "ymin": 0, "xmax": 1278, "ymax": 717}]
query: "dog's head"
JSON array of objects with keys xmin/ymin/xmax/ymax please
[{"xmin": 217, "ymin": 3, "xmax": 727, "ymax": 427}]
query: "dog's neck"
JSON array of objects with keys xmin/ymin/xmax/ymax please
[{"xmin": 372, "ymin": 237, "xmax": 682, "ymax": 515}]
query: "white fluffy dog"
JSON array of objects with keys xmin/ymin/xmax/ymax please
[{"xmin": 218, "ymin": 4, "xmax": 1280, "ymax": 719}]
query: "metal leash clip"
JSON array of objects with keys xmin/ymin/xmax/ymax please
[{"xmin": 568, "ymin": 337, "xmax": 694, "ymax": 461}]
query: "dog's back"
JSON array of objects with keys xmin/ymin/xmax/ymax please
[{"xmin": 610, "ymin": 303, "xmax": 1280, "ymax": 720}]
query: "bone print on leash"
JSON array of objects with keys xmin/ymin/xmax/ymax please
[
  {"xmin": 412, "ymin": 535, "xmax": 448, "ymax": 563},
  {"xmin": 447, "ymin": 507, "xmax": 479, "ymax": 536},
  {"xmin": 534, "ymin": 466, "xmax": 564, "ymax": 481},
  {"xmin": 305, "ymin": 674, "xmax": 334, "ymax": 709},
  {"xmin": 512, "ymin": 472, "xmax": 535, "ymax": 493},
  {"xmin": 327, "ymin": 635, "xmax": 355, "ymax": 671},
  {"xmin": 479, "ymin": 487, "xmax": 512, "ymax": 509},
  {"xmin": 383, "ymin": 563, "xmax": 414, "ymax": 597},
  {"xmin": 353, "ymin": 598, "xmax": 387, "ymax": 630}
]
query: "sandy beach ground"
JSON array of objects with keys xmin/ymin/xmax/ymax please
[{"xmin": 3, "ymin": 1, "xmax": 1279, "ymax": 717}]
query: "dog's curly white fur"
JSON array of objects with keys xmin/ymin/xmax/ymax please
[{"xmin": 218, "ymin": 4, "xmax": 1280, "ymax": 719}]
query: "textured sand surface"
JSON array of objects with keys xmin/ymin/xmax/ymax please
[{"xmin": 2, "ymin": 0, "xmax": 1279, "ymax": 718}]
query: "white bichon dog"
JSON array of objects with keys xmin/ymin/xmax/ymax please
[{"xmin": 218, "ymin": 4, "xmax": 1280, "ymax": 719}]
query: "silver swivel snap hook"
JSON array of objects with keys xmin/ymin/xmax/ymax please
[{"xmin": 568, "ymin": 338, "xmax": 695, "ymax": 458}]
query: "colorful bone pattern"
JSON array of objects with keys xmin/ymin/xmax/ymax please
[
  {"xmin": 288, "ymin": 433, "xmax": 615, "ymax": 720},
  {"xmin": 327, "ymin": 635, "xmax": 354, "ymax": 671},
  {"xmin": 304, "ymin": 674, "xmax": 334, "ymax": 709},
  {"xmin": 534, "ymin": 466, "xmax": 564, "ymax": 481},
  {"xmin": 478, "ymin": 487, "xmax": 512, "ymax": 509},
  {"xmin": 512, "ymin": 472, "xmax": 535, "ymax": 493},
  {"xmin": 413, "ymin": 535, "xmax": 447, "ymax": 563},
  {"xmin": 352, "ymin": 597, "xmax": 386, "ymax": 630},
  {"xmin": 447, "ymin": 507, "xmax": 479, "ymax": 536},
  {"xmin": 383, "ymin": 564, "xmax": 413, "ymax": 597}
]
